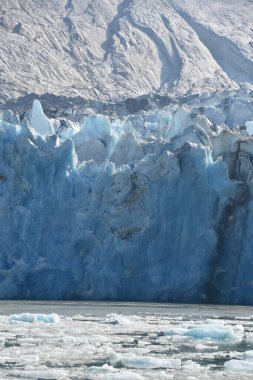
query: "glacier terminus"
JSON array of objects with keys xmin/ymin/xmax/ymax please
[{"xmin": 1, "ymin": 92, "xmax": 253, "ymax": 304}]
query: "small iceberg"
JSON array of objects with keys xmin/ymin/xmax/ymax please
[{"xmin": 9, "ymin": 313, "xmax": 60, "ymax": 323}]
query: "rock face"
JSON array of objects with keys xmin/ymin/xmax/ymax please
[
  {"xmin": 1, "ymin": 97, "xmax": 253, "ymax": 303},
  {"xmin": 0, "ymin": 0, "xmax": 252, "ymax": 107}
]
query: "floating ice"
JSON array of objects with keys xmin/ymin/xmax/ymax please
[
  {"xmin": 184, "ymin": 324, "xmax": 242, "ymax": 341},
  {"xmin": 246, "ymin": 333, "xmax": 253, "ymax": 344},
  {"xmin": 9, "ymin": 313, "xmax": 60, "ymax": 323},
  {"xmin": 87, "ymin": 334, "xmax": 113, "ymax": 346},
  {"xmin": 0, "ymin": 305, "xmax": 253, "ymax": 379},
  {"xmin": 94, "ymin": 371, "xmax": 145, "ymax": 380},
  {"xmin": 224, "ymin": 359, "xmax": 253, "ymax": 373},
  {"xmin": 225, "ymin": 349, "xmax": 253, "ymax": 372},
  {"xmin": 90, "ymin": 365, "xmax": 164, "ymax": 380},
  {"xmin": 165, "ymin": 321, "xmax": 243, "ymax": 342},
  {"xmin": 109, "ymin": 351, "xmax": 181, "ymax": 369},
  {"xmin": 105, "ymin": 314, "xmax": 142, "ymax": 325},
  {"xmin": 9, "ymin": 368, "xmax": 68, "ymax": 379},
  {"xmin": 195, "ymin": 343, "xmax": 218, "ymax": 350},
  {"xmin": 89, "ymin": 364, "xmax": 117, "ymax": 373}
]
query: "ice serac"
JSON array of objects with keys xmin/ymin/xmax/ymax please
[
  {"xmin": 30, "ymin": 100, "xmax": 54, "ymax": 136},
  {"xmin": 1, "ymin": 95, "xmax": 253, "ymax": 303}
]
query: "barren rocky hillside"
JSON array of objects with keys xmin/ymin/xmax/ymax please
[{"xmin": 0, "ymin": 0, "xmax": 252, "ymax": 109}]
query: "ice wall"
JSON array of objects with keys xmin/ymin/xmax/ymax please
[{"xmin": 1, "ymin": 98, "xmax": 253, "ymax": 304}]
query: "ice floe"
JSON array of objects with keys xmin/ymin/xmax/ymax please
[{"xmin": 9, "ymin": 313, "xmax": 60, "ymax": 323}]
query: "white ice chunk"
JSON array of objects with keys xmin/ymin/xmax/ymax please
[
  {"xmin": 165, "ymin": 322, "xmax": 242, "ymax": 342},
  {"xmin": 234, "ymin": 350, "xmax": 253, "ymax": 360},
  {"xmin": 185, "ymin": 324, "xmax": 242, "ymax": 341},
  {"xmin": 168, "ymin": 106, "xmax": 192, "ymax": 139},
  {"xmin": 195, "ymin": 343, "xmax": 218, "ymax": 350},
  {"xmin": 246, "ymin": 333, "xmax": 253, "ymax": 344},
  {"xmin": 87, "ymin": 334, "xmax": 112, "ymax": 346},
  {"xmin": 110, "ymin": 132, "xmax": 144, "ymax": 166},
  {"xmin": 109, "ymin": 351, "xmax": 181, "ymax": 369},
  {"xmin": 94, "ymin": 371, "xmax": 144, "ymax": 380},
  {"xmin": 224, "ymin": 359, "xmax": 253, "ymax": 372},
  {"xmin": 9, "ymin": 368, "xmax": 68, "ymax": 379},
  {"xmin": 246, "ymin": 121, "xmax": 253, "ymax": 135},
  {"xmin": 105, "ymin": 314, "xmax": 142, "ymax": 325},
  {"xmin": 9, "ymin": 313, "xmax": 60, "ymax": 323},
  {"xmin": 164, "ymin": 327, "xmax": 188, "ymax": 336},
  {"xmin": 225, "ymin": 350, "xmax": 253, "ymax": 372},
  {"xmin": 30, "ymin": 99, "xmax": 54, "ymax": 136},
  {"xmin": 73, "ymin": 115, "xmax": 112, "ymax": 163},
  {"xmin": 89, "ymin": 364, "xmax": 117, "ymax": 373}
]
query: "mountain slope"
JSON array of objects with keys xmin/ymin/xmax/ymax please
[{"xmin": 0, "ymin": 0, "xmax": 252, "ymax": 107}]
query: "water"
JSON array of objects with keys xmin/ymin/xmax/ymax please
[{"xmin": 0, "ymin": 301, "xmax": 252, "ymax": 379}]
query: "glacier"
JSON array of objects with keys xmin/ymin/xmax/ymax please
[{"xmin": 1, "ymin": 95, "xmax": 253, "ymax": 304}]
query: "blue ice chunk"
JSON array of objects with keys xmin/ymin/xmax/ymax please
[{"xmin": 9, "ymin": 313, "xmax": 60, "ymax": 323}]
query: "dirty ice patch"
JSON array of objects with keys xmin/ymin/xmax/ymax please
[
  {"xmin": 165, "ymin": 321, "xmax": 243, "ymax": 342},
  {"xmin": 9, "ymin": 313, "xmax": 60, "ymax": 323},
  {"xmin": 109, "ymin": 351, "xmax": 181, "ymax": 369}
]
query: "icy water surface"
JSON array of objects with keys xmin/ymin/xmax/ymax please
[{"xmin": 0, "ymin": 302, "xmax": 253, "ymax": 379}]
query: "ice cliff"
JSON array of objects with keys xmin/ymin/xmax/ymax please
[{"xmin": 1, "ymin": 94, "xmax": 253, "ymax": 304}]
